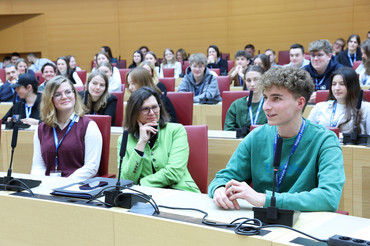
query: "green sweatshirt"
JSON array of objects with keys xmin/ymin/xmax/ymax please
[
  {"xmin": 224, "ymin": 96, "xmax": 267, "ymax": 131},
  {"xmin": 117, "ymin": 123, "xmax": 200, "ymax": 193},
  {"xmin": 209, "ymin": 120, "xmax": 345, "ymax": 212}
]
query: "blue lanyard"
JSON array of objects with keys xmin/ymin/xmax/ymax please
[
  {"xmin": 329, "ymin": 101, "xmax": 345, "ymax": 127},
  {"xmin": 315, "ymin": 76, "xmax": 326, "ymax": 90},
  {"xmin": 347, "ymin": 51, "xmax": 356, "ymax": 67},
  {"xmin": 239, "ymin": 75, "xmax": 244, "ymax": 86},
  {"xmin": 53, "ymin": 114, "xmax": 77, "ymax": 170},
  {"xmin": 25, "ymin": 103, "xmax": 33, "ymax": 118},
  {"xmin": 363, "ymin": 75, "xmax": 369, "ymax": 85},
  {"xmin": 249, "ymin": 97, "xmax": 264, "ymax": 125},
  {"xmin": 274, "ymin": 119, "xmax": 306, "ymax": 192}
]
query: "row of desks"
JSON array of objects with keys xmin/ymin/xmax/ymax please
[
  {"xmin": 1, "ymin": 173, "xmax": 369, "ymax": 245},
  {"xmin": 0, "ymin": 126, "xmax": 369, "ymax": 219}
]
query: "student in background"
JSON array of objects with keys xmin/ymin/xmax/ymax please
[
  {"xmin": 10, "ymin": 52, "xmax": 20, "ymax": 64},
  {"xmin": 265, "ymin": 49, "xmax": 278, "ymax": 67},
  {"xmin": 284, "ymin": 44, "xmax": 310, "ymax": 69},
  {"xmin": 145, "ymin": 51, "xmax": 160, "ymax": 75},
  {"xmin": 79, "ymin": 70, "xmax": 117, "ymax": 125},
  {"xmin": 139, "ymin": 46, "xmax": 149, "ymax": 57},
  {"xmin": 332, "ymin": 38, "xmax": 346, "ymax": 56},
  {"xmin": 176, "ymin": 48, "xmax": 188, "ymax": 63},
  {"xmin": 336, "ymin": 34, "xmax": 362, "ymax": 68},
  {"xmin": 253, "ymin": 54, "xmax": 271, "ymax": 72},
  {"xmin": 2, "ymin": 73, "xmax": 41, "ymax": 126},
  {"xmin": 159, "ymin": 48, "xmax": 182, "ymax": 78},
  {"xmin": 97, "ymin": 62, "xmax": 121, "ymax": 92},
  {"xmin": 127, "ymin": 67, "xmax": 177, "ymax": 123},
  {"xmin": 128, "ymin": 50, "xmax": 144, "ymax": 69},
  {"xmin": 38, "ymin": 62, "xmax": 57, "ymax": 92},
  {"xmin": 0, "ymin": 64, "xmax": 19, "ymax": 102},
  {"xmin": 56, "ymin": 57, "xmax": 83, "ymax": 86},
  {"xmin": 31, "ymin": 76, "xmax": 102, "ymax": 180},
  {"xmin": 357, "ymin": 39, "xmax": 370, "ymax": 85},
  {"xmin": 93, "ymin": 51, "xmax": 122, "ymax": 90},
  {"xmin": 139, "ymin": 61, "xmax": 160, "ymax": 84},
  {"xmin": 117, "ymin": 86, "xmax": 199, "ymax": 192},
  {"xmin": 228, "ymin": 50, "xmax": 251, "ymax": 86},
  {"xmin": 178, "ymin": 53, "xmax": 222, "ymax": 104},
  {"xmin": 16, "ymin": 58, "xmax": 35, "ymax": 77},
  {"xmin": 209, "ymin": 66, "xmax": 344, "ymax": 212},
  {"xmin": 244, "ymin": 44, "xmax": 255, "ymax": 57},
  {"xmin": 207, "ymin": 45, "xmax": 228, "ymax": 76},
  {"xmin": 224, "ymin": 66, "xmax": 267, "ymax": 131},
  {"xmin": 66, "ymin": 55, "xmax": 82, "ymax": 71},
  {"xmin": 27, "ymin": 53, "xmax": 53, "ymax": 72},
  {"xmin": 308, "ymin": 67, "xmax": 370, "ymax": 134}
]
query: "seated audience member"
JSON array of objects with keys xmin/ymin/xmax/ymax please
[
  {"xmin": 139, "ymin": 61, "xmax": 160, "ymax": 84},
  {"xmin": 308, "ymin": 67, "xmax": 370, "ymax": 134},
  {"xmin": 0, "ymin": 56, "xmax": 11, "ymax": 69},
  {"xmin": 358, "ymin": 39, "xmax": 370, "ymax": 85},
  {"xmin": 93, "ymin": 51, "xmax": 121, "ymax": 89},
  {"xmin": 66, "ymin": 55, "xmax": 82, "ymax": 71},
  {"xmin": 159, "ymin": 48, "xmax": 182, "ymax": 78},
  {"xmin": 38, "ymin": 62, "xmax": 57, "ymax": 92},
  {"xmin": 139, "ymin": 46, "xmax": 149, "ymax": 57},
  {"xmin": 336, "ymin": 34, "xmax": 362, "ymax": 67},
  {"xmin": 101, "ymin": 45, "xmax": 116, "ymax": 64},
  {"xmin": 79, "ymin": 70, "xmax": 117, "ymax": 125},
  {"xmin": 56, "ymin": 57, "xmax": 83, "ymax": 86},
  {"xmin": 368, "ymin": 31, "xmax": 370, "ymax": 40},
  {"xmin": 265, "ymin": 49, "xmax": 278, "ymax": 66},
  {"xmin": 2, "ymin": 73, "xmax": 41, "ymax": 126},
  {"xmin": 10, "ymin": 52, "xmax": 20, "ymax": 63},
  {"xmin": 176, "ymin": 48, "xmax": 188, "ymax": 63},
  {"xmin": 208, "ymin": 66, "xmax": 344, "ymax": 212},
  {"xmin": 145, "ymin": 51, "xmax": 160, "ymax": 75},
  {"xmin": 303, "ymin": 39, "xmax": 343, "ymax": 103},
  {"xmin": 178, "ymin": 53, "xmax": 222, "ymax": 103},
  {"xmin": 27, "ymin": 53, "xmax": 53, "ymax": 72},
  {"xmin": 0, "ymin": 64, "xmax": 19, "ymax": 102},
  {"xmin": 117, "ymin": 87, "xmax": 199, "ymax": 192},
  {"xmin": 253, "ymin": 54, "xmax": 271, "ymax": 71},
  {"xmin": 224, "ymin": 66, "xmax": 267, "ymax": 131},
  {"xmin": 16, "ymin": 58, "xmax": 35, "ymax": 77},
  {"xmin": 128, "ymin": 50, "xmax": 144, "ymax": 69},
  {"xmin": 228, "ymin": 50, "xmax": 251, "ymax": 86},
  {"xmin": 332, "ymin": 38, "xmax": 346, "ymax": 56},
  {"xmin": 31, "ymin": 76, "xmax": 102, "ymax": 180},
  {"xmin": 97, "ymin": 62, "xmax": 121, "ymax": 92},
  {"xmin": 127, "ymin": 67, "xmax": 177, "ymax": 123},
  {"xmin": 244, "ymin": 44, "xmax": 255, "ymax": 58},
  {"xmin": 284, "ymin": 43, "xmax": 310, "ymax": 68},
  {"xmin": 207, "ymin": 45, "xmax": 228, "ymax": 76}
]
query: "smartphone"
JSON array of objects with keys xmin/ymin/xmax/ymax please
[{"xmin": 79, "ymin": 181, "xmax": 108, "ymax": 190}]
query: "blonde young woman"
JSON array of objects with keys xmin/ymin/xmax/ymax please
[{"xmin": 159, "ymin": 48, "xmax": 182, "ymax": 78}]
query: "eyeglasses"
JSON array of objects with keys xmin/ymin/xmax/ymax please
[
  {"xmin": 139, "ymin": 104, "xmax": 160, "ymax": 115},
  {"xmin": 53, "ymin": 89, "xmax": 74, "ymax": 99},
  {"xmin": 310, "ymin": 53, "xmax": 327, "ymax": 59}
]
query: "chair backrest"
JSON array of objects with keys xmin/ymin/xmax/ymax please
[
  {"xmin": 162, "ymin": 68, "xmax": 174, "ymax": 78},
  {"xmin": 227, "ymin": 60, "xmax": 234, "ymax": 72},
  {"xmin": 85, "ymin": 115, "xmax": 112, "ymax": 177},
  {"xmin": 364, "ymin": 90, "xmax": 370, "ymax": 102},
  {"xmin": 315, "ymin": 90, "xmax": 329, "ymax": 103},
  {"xmin": 209, "ymin": 68, "xmax": 220, "ymax": 76},
  {"xmin": 119, "ymin": 68, "xmax": 131, "ymax": 85},
  {"xmin": 182, "ymin": 60, "xmax": 190, "ymax": 74},
  {"xmin": 76, "ymin": 70, "xmax": 87, "ymax": 84},
  {"xmin": 184, "ymin": 125, "xmax": 208, "ymax": 193},
  {"xmin": 216, "ymin": 76, "xmax": 231, "ymax": 97},
  {"xmin": 74, "ymin": 85, "xmax": 85, "ymax": 92},
  {"xmin": 167, "ymin": 92, "xmax": 193, "ymax": 125},
  {"xmin": 111, "ymin": 86, "xmax": 125, "ymax": 126},
  {"xmin": 158, "ymin": 78, "xmax": 175, "ymax": 92},
  {"xmin": 278, "ymin": 51, "xmax": 290, "ymax": 65},
  {"xmin": 0, "ymin": 68, "xmax": 5, "ymax": 83},
  {"xmin": 327, "ymin": 127, "xmax": 339, "ymax": 138},
  {"xmin": 353, "ymin": 60, "xmax": 361, "ymax": 70},
  {"xmin": 221, "ymin": 91, "xmax": 250, "ymax": 130},
  {"xmin": 117, "ymin": 60, "xmax": 127, "ymax": 69},
  {"xmin": 221, "ymin": 53, "xmax": 230, "ymax": 60},
  {"xmin": 35, "ymin": 72, "xmax": 45, "ymax": 84}
]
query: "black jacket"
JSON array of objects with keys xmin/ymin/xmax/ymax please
[{"xmin": 2, "ymin": 93, "xmax": 42, "ymax": 123}]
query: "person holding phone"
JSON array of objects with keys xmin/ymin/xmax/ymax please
[{"xmin": 117, "ymin": 87, "xmax": 199, "ymax": 192}]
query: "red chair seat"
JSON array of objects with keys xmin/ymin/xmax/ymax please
[
  {"xmin": 167, "ymin": 92, "xmax": 193, "ymax": 125},
  {"xmin": 222, "ymin": 91, "xmax": 250, "ymax": 129},
  {"xmin": 158, "ymin": 78, "xmax": 175, "ymax": 92},
  {"xmin": 162, "ymin": 68, "xmax": 174, "ymax": 78},
  {"xmin": 111, "ymin": 88, "xmax": 124, "ymax": 127},
  {"xmin": 119, "ymin": 69, "xmax": 131, "ymax": 85},
  {"xmin": 216, "ymin": 76, "xmax": 231, "ymax": 97}
]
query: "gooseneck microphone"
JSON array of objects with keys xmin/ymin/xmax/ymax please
[
  {"xmin": 271, "ymin": 136, "xmax": 283, "ymax": 207},
  {"xmin": 6, "ymin": 125, "xmax": 19, "ymax": 181},
  {"xmin": 351, "ymin": 90, "xmax": 363, "ymax": 141}
]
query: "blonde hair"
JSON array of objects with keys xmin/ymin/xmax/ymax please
[
  {"xmin": 139, "ymin": 60, "xmax": 159, "ymax": 84},
  {"xmin": 162, "ymin": 48, "xmax": 176, "ymax": 66},
  {"xmin": 41, "ymin": 76, "xmax": 86, "ymax": 127},
  {"xmin": 85, "ymin": 70, "xmax": 110, "ymax": 112},
  {"xmin": 127, "ymin": 67, "xmax": 162, "ymax": 94}
]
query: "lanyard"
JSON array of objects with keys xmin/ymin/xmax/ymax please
[
  {"xmin": 239, "ymin": 75, "xmax": 244, "ymax": 86},
  {"xmin": 249, "ymin": 97, "xmax": 264, "ymax": 125},
  {"xmin": 363, "ymin": 75, "xmax": 369, "ymax": 85},
  {"xmin": 329, "ymin": 101, "xmax": 345, "ymax": 127},
  {"xmin": 25, "ymin": 103, "xmax": 33, "ymax": 118},
  {"xmin": 274, "ymin": 119, "xmax": 306, "ymax": 192},
  {"xmin": 315, "ymin": 76, "xmax": 326, "ymax": 90},
  {"xmin": 347, "ymin": 51, "xmax": 356, "ymax": 67},
  {"xmin": 53, "ymin": 114, "xmax": 77, "ymax": 170}
]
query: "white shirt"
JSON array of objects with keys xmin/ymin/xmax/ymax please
[
  {"xmin": 109, "ymin": 66, "xmax": 122, "ymax": 92},
  {"xmin": 308, "ymin": 100, "xmax": 370, "ymax": 135},
  {"xmin": 31, "ymin": 113, "xmax": 103, "ymax": 181}
]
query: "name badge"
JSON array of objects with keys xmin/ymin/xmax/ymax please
[{"xmin": 50, "ymin": 170, "xmax": 62, "ymax": 177}]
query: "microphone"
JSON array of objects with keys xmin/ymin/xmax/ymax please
[
  {"xmin": 105, "ymin": 130, "xmax": 129, "ymax": 206},
  {"xmin": 84, "ymin": 90, "xmax": 89, "ymax": 105},
  {"xmin": 236, "ymin": 90, "xmax": 253, "ymax": 138},
  {"xmin": 0, "ymin": 125, "xmax": 41, "ymax": 192},
  {"xmin": 343, "ymin": 90, "xmax": 370, "ymax": 145},
  {"xmin": 253, "ymin": 136, "xmax": 300, "ymax": 227}
]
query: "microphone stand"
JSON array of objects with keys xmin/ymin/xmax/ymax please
[{"xmin": 252, "ymin": 137, "xmax": 300, "ymax": 227}]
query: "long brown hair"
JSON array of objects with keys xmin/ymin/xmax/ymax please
[
  {"xmin": 85, "ymin": 70, "xmax": 110, "ymax": 112},
  {"xmin": 127, "ymin": 67, "xmax": 162, "ymax": 94}
]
